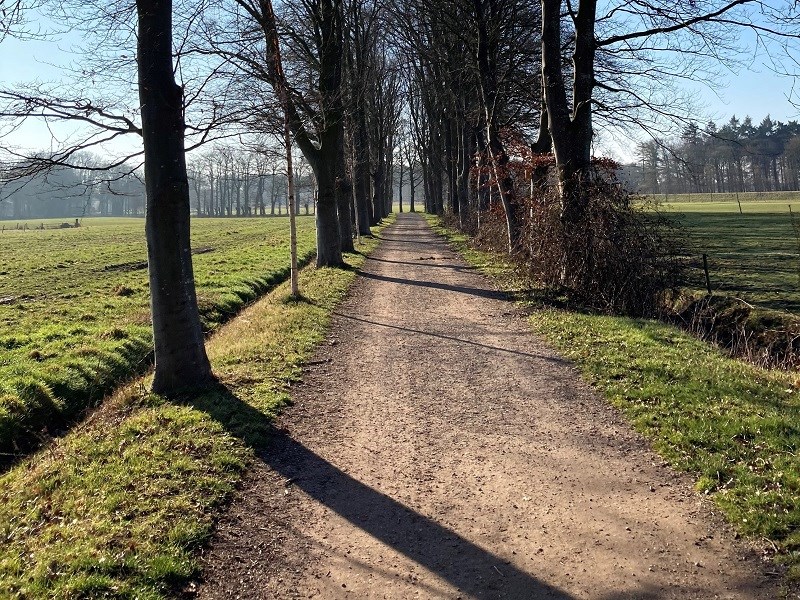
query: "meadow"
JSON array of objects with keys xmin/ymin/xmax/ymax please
[
  {"xmin": 654, "ymin": 199, "xmax": 800, "ymax": 314},
  {"xmin": 0, "ymin": 229, "xmax": 387, "ymax": 599},
  {"xmin": 0, "ymin": 216, "xmax": 317, "ymax": 461}
]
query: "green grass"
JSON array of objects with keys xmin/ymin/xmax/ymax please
[
  {"xmin": 644, "ymin": 191, "xmax": 800, "ymax": 206},
  {"xmin": 662, "ymin": 200, "xmax": 800, "ymax": 213},
  {"xmin": 430, "ymin": 213, "xmax": 800, "ymax": 580},
  {"xmin": 0, "ymin": 220, "xmax": 389, "ymax": 599},
  {"xmin": 649, "ymin": 202, "xmax": 800, "ymax": 314},
  {"xmin": 0, "ymin": 217, "xmax": 318, "ymax": 459}
]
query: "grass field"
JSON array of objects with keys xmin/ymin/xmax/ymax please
[
  {"xmin": 654, "ymin": 201, "xmax": 800, "ymax": 314},
  {"xmin": 0, "ymin": 216, "xmax": 317, "ymax": 461},
  {"xmin": 644, "ymin": 190, "xmax": 800, "ymax": 206}
]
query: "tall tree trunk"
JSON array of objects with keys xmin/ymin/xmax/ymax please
[
  {"xmin": 208, "ymin": 165, "xmax": 215, "ymax": 216},
  {"xmin": 421, "ymin": 156, "xmax": 433, "ymax": 213},
  {"xmin": 313, "ymin": 155, "xmax": 343, "ymax": 265},
  {"xmin": 235, "ymin": 170, "xmax": 242, "ymax": 216},
  {"xmin": 475, "ymin": 132, "xmax": 490, "ymax": 212},
  {"xmin": 354, "ymin": 114, "xmax": 373, "ymax": 234},
  {"xmin": 192, "ymin": 175, "xmax": 203, "ymax": 217},
  {"xmin": 336, "ymin": 130, "xmax": 355, "ymax": 252},
  {"xmin": 137, "ymin": 0, "xmax": 213, "ymax": 395},
  {"xmin": 371, "ymin": 156, "xmax": 385, "ymax": 223},
  {"xmin": 474, "ymin": 0, "xmax": 519, "ymax": 250},
  {"xmin": 541, "ymin": 0, "xmax": 596, "ymax": 225},
  {"xmin": 255, "ymin": 174, "xmax": 264, "ymax": 216},
  {"xmin": 283, "ymin": 109, "xmax": 299, "ymax": 297},
  {"xmin": 398, "ymin": 156, "xmax": 404, "ymax": 213},
  {"xmin": 244, "ymin": 0, "xmax": 344, "ymax": 265},
  {"xmin": 408, "ymin": 162, "xmax": 416, "ymax": 212},
  {"xmin": 270, "ymin": 170, "xmax": 277, "ymax": 214},
  {"xmin": 540, "ymin": 0, "xmax": 597, "ymax": 287},
  {"xmin": 445, "ymin": 117, "xmax": 458, "ymax": 215},
  {"xmin": 456, "ymin": 120, "xmax": 472, "ymax": 227}
]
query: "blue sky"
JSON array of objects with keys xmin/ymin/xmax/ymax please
[
  {"xmin": 0, "ymin": 29, "xmax": 144, "ymax": 161},
  {"xmin": 1, "ymin": 12, "xmax": 798, "ymax": 163},
  {"xmin": 700, "ymin": 68, "xmax": 798, "ymax": 124}
]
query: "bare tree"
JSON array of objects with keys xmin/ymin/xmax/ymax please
[
  {"xmin": 204, "ymin": 0, "xmax": 350, "ymax": 264},
  {"xmin": 542, "ymin": 1, "xmax": 800, "ymax": 217},
  {"xmin": 137, "ymin": 0, "xmax": 215, "ymax": 394},
  {"xmin": 0, "ymin": 0, "xmax": 44, "ymax": 41},
  {"xmin": 0, "ymin": 0, "xmax": 220, "ymax": 396}
]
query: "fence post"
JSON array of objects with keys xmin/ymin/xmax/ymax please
[{"xmin": 702, "ymin": 253, "xmax": 712, "ymax": 296}]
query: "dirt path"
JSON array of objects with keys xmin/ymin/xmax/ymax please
[{"xmin": 194, "ymin": 213, "xmax": 778, "ymax": 599}]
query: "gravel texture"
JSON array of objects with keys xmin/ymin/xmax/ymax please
[{"xmin": 193, "ymin": 213, "xmax": 778, "ymax": 599}]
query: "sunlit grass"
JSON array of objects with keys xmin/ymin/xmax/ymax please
[
  {"xmin": 643, "ymin": 191, "xmax": 800, "ymax": 207},
  {"xmin": 0, "ymin": 219, "xmax": 390, "ymax": 598},
  {"xmin": 643, "ymin": 202, "xmax": 800, "ymax": 314},
  {"xmin": 0, "ymin": 216, "xmax": 317, "ymax": 460}
]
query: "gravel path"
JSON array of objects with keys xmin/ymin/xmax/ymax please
[{"xmin": 194, "ymin": 212, "xmax": 778, "ymax": 599}]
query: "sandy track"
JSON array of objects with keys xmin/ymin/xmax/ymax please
[{"xmin": 194, "ymin": 213, "xmax": 778, "ymax": 599}]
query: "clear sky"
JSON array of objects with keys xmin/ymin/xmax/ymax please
[
  {"xmin": 0, "ymin": 26, "xmax": 144, "ymax": 161},
  {"xmin": 701, "ymin": 67, "xmax": 798, "ymax": 124},
  {"xmin": 1, "ymin": 11, "xmax": 798, "ymax": 164}
]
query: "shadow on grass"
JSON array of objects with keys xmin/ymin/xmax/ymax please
[
  {"xmin": 189, "ymin": 383, "xmax": 276, "ymax": 449},
  {"xmin": 0, "ymin": 251, "xmax": 321, "ymax": 475},
  {"xmin": 188, "ymin": 383, "xmax": 574, "ymax": 599}
]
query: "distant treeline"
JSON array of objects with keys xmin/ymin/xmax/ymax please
[
  {"xmin": 0, "ymin": 166, "xmax": 145, "ymax": 219},
  {"xmin": 626, "ymin": 116, "xmax": 800, "ymax": 195},
  {"xmin": 0, "ymin": 148, "xmax": 322, "ymax": 219},
  {"xmin": 187, "ymin": 148, "xmax": 316, "ymax": 217}
]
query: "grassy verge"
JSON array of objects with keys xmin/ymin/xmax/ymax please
[
  {"xmin": 0, "ymin": 220, "xmax": 390, "ymax": 599},
  {"xmin": 0, "ymin": 217, "xmax": 317, "ymax": 460},
  {"xmin": 427, "ymin": 213, "xmax": 800, "ymax": 580}
]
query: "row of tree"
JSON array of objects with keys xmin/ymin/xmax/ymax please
[
  {"xmin": 393, "ymin": 0, "xmax": 800, "ymax": 255},
  {"xmin": 635, "ymin": 116, "xmax": 800, "ymax": 195},
  {"xmin": 0, "ymin": 0, "xmax": 410, "ymax": 395},
  {"xmin": 188, "ymin": 147, "xmax": 315, "ymax": 217},
  {"xmin": 0, "ymin": 147, "xmax": 320, "ymax": 219},
  {"xmin": 0, "ymin": 165, "xmax": 145, "ymax": 219},
  {"xmin": 3, "ymin": 0, "xmax": 800, "ymax": 397}
]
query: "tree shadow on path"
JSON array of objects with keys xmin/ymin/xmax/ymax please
[
  {"xmin": 368, "ymin": 255, "xmax": 473, "ymax": 272},
  {"xmin": 191, "ymin": 384, "xmax": 574, "ymax": 599},
  {"xmin": 334, "ymin": 312, "xmax": 571, "ymax": 366},
  {"xmin": 358, "ymin": 270, "xmax": 507, "ymax": 301}
]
